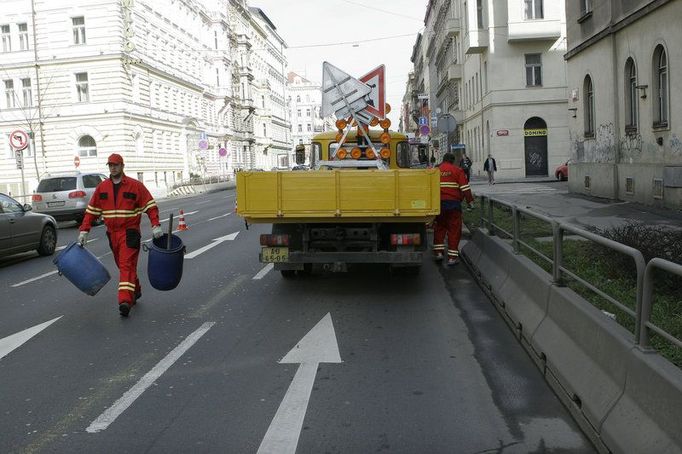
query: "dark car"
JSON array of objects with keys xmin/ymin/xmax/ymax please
[
  {"xmin": 0, "ymin": 193, "xmax": 58, "ymax": 258},
  {"xmin": 555, "ymin": 160, "xmax": 570, "ymax": 181},
  {"xmin": 292, "ymin": 165, "xmax": 310, "ymax": 171}
]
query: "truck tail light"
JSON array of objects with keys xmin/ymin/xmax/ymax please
[
  {"xmin": 69, "ymin": 190, "xmax": 87, "ymax": 199},
  {"xmin": 390, "ymin": 233, "xmax": 421, "ymax": 246},
  {"xmin": 32, "ymin": 194, "xmax": 43, "ymax": 202},
  {"xmin": 260, "ymin": 234, "xmax": 289, "ymax": 246}
]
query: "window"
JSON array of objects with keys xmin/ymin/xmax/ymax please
[
  {"xmin": 584, "ymin": 75, "xmax": 595, "ymax": 136},
  {"xmin": 625, "ymin": 58, "xmax": 638, "ymax": 131},
  {"xmin": 525, "ymin": 54, "xmax": 542, "ymax": 86},
  {"xmin": 214, "ymin": 30, "xmax": 218, "ymax": 49},
  {"xmin": 524, "ymin": 0, "xmax": 543, "ymax": 20},
  {"xmin": 297, "ymin": 124, "xmax": 302, "ymax": 132},
  {"xmin": 4, "ymin": 80, "xmax": 15, "ymax": 108},
  {"xmin": 72, "ymin": 17, "xmax": 86, "ymax": 44},
  {"xmin": 261, "ymin": 95, "xmax": 265, "ymax": 108},
  {"xmin": 653, "ymin": 45, "xmax": 668, "ymax": 127},
  {"xmin": 78, "ymin": 135, "xmax": 97, "ymax": 157},
  {"xmin": 297, "ymin": 109, "xmax": 301, "ymax": 117},
  {"xmin": 216, "ymin": 68, "xmax": 220, "ymax": 86},
  {"xmin": 263, "ymin": 124, "xmax": 267, "ymax": 137},
  {"xmin": 306, "ymin": 108, "xmax": 311, "ymax": 117},
  {"xmin": 22, "ymin": 78, "xmax": 32, "ymax": 107},
  {"xmin": 476, "ymin": 0, "xmax": 484, "ymax": 28},
  {"xmin": 580, "ymin": 0, "xmax": 592, "ymax": 15},
  {"xmin": 75, "ymin": 72, "xmax": 89, "ymax": 102},
  {"xmin": 296, "ymin": 95, "xmax": 301, "ymax": 102},
  {"xmin": 1, "ymin": 24, "xmax": 10, "ymax": 52},
  {"xmin": 307, "ymin": 124, "xmax": 311, "ymax": 132},
  {"xmin": 18, "ymin": 23, "xmax": 29, "ymax": 51},
  {"xmin": 82, "ymin": 174, "xmax": 103, "ymax": 188}
]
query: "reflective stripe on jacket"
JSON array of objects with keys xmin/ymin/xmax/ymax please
[
  {"xmin": 80, "ymin": 175, "xmax": 160, "ymax": 232},
  {"xmin": 439, "ymin": 161, "xmax": 474, "ymax": 204}
]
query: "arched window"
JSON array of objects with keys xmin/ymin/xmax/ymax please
[
  {"xmin": 78, "ymin": 135, "xmax": 97, "ymax": 157},
  {"xmin": 296, "ymin": 95, "xmax": 301, "ymax": 102},
  {"xmin": 583, "ymin": 75, "xmax": 595, "ymax": 137},
  {"xmin": 653, "ymin": 45, "xmax": 669, "ymax": 127},
  {"xmin": 625, "ymin": 58, "xmax": 638, "ymax": 131}
]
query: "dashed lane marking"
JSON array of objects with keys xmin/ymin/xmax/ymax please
[{"xmin": 253, "ymin": 263, "xmax": 274, "ymax": 280}]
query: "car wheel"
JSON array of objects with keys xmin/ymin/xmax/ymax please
[{"xmin": 37, "ymin": 225, "xmax": 57, "ymax": 256}]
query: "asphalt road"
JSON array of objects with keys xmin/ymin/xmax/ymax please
[{"xmin": 0, "ymin": 188, "xmax": 595, "ymax": 453}]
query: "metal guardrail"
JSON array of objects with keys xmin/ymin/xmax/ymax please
[
  {"xmin": 170, "ymin": 174, "xmax": 232, "ymax": 190},
  {"xmin": 477, "ymin": 194, "xmax": 679, "ymax": 351}
]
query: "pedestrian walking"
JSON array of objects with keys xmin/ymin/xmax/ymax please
[
  {"xmin": 433, "ymin": 152, "xmax": 475, "ymax": 266},
  {"xmin": 484, "ymin": 154, "xmax": 497, "ymax": 184},
  {"xmin": 78, "ymin": 153, "xmax": 163, "ymax": 317},
  {"xmin": 459, "ymin": 152, "xmax": 472, "ymax": 182}
]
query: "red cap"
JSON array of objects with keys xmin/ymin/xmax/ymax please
[{"xmin": 107, "ymin": 153, "xmax": 124, "ymax": 165}]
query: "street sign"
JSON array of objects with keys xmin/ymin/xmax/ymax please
[
  {"xmin": 359, "ymin": 65, "xmax": 385, "ymax": 118},
  {"xmin": 419, "ymin": 117, "xmax": 428, "ymax": 126},
  {"xmin": 496, "ymin": 129, "xmax": 510, "ymax": 136},
  {"xmin": 417, "ymin": 94, "xmax": 429, "ymax": 100},
  {"xmin": 218, "ymin": 147, "xmax": 227, "ymax": 157},
  {"xmin": 198, "ymin": 139, "xmax": 209, "ymax": 150},
  {"xmin": 320, "ymin": 61, "xmax": 371, "ymax": 119},
  {"xmin": 74, "ymin": 156, "xmax": 80, "ymax": 168},
  {"xmin": 420, "ymin": 125, "xmax": 430, "ymax": 135},
  {"xmin": 9, "ymin": 130, "xmax": 29, "ymax": 151},
  {"xmin": 437, "ymin": 114, "xmax": 457, "ymax": 134}
]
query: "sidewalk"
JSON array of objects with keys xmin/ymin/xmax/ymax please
[{"xmin": 469, "ymin": 177, "xmax": 682, "ymax": 231}]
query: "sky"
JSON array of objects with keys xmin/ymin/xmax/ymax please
[{"xmin": 252, "ymin": 0, "xmax": 428, "ymax": 125}]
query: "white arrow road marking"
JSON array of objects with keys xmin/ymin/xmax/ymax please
[
  {"xmin": 253, "ymin": 263, "xmax": 274, "ymax": 280},
  {"xmin": 207, "ymin": 213, "xmax": 232, "ymax": 221},
  {"xmin": 86, "ymin": 322, "xmax": 215, "ymax": 433},
  {"xmin": 184, "ymin": 232, "xmax": 239, "ymax": 259},
  {"xmin": 0, "ymin": 316, "xmax": 62, "ymax": 360},
  {"xmin": 12, "ymin": 245, "xmax": 109, "ymax": 287},
  {"xmin": 257, "ymin": 313, "xmax": 342, "ymax": 454}
]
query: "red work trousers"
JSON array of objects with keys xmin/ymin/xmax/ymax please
[
  {"xmin": 433, "ymin": 209, "xmax": 463, "ymax": 259},
  {"xmin": 107, "ymin": 229, "xmax": 141, "ymax": 305}
]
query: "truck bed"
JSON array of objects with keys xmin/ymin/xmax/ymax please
[{"xmin": 236, "ymin": 169, "xmax": 440, "ymax": 224}]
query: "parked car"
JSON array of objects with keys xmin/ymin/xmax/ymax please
[
  {"xmin": 0, "ymin": 193, "xmax": 58, "ymax": 258},
  {"xmin": 31, "ymin": 171, "xmax": 107, "ymax": 224},
  {"xmin": 292, "ymin": 165, "xmax": 310, "ymax": 171},
  {"xmin": 555, "ymin": 160, "xmax": 570, "ymax": 181}
]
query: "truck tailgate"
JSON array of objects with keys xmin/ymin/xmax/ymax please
[{"xmin": 236, "ymin": 169, "xmax": 440, "ymax": 223}]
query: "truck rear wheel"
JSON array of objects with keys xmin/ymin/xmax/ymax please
[{"xmin": 389, "ymin": 264, "xmax": 421, "ymax": 276}]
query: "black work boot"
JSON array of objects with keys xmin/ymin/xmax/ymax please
[{"xmin": 119, "ymin": 302, "xmax": 131, "ymax": 317}]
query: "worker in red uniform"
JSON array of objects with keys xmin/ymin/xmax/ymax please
[
  {"xmin": 433, "ymin": 152, "xmax": 475, "ymax": 266},
  {"xmin": 78, "ymin": 153, "xmax": 163, "ymax": 317}
]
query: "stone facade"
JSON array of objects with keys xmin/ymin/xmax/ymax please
[
  {"xmin": 287, "ymin": 72, "xmax": 333, "ymax": 165},
  {"xmin": 0, "ymin": 0, "xmax": 288, "ymax": 198},
  {"xmin": 565, "ymin": 0, "xmax": 681, "ymax": 208}
]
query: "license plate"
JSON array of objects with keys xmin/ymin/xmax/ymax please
[
  {"xmin": 261, "ymin": 247, "xmax": 288, "ymax": 263},
  {"xmin": 47, "ymin": 201, "xmax": 65, "ymax": 207}
]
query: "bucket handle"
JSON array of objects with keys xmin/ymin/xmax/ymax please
[{"xmin": 142, "ymin": 243, "xmax": 150, "ymax": 253}]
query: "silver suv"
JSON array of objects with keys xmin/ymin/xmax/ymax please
[{"xmin": 32, "ymin": 171, "xmax": 107, "ymax": 224}]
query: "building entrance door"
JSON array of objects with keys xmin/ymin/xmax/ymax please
[{"xmin": 524, "ymin": 117, "xmax": 548, "ymax": 176}]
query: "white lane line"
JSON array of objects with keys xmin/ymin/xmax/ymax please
[
  {"xmin": 207, "ymin": 213, "xmax": 232, "ymax": 221},
  {"xmin": 0, "ymin": 316, "xmax": 63, "ymax": 361},
  {"xmin": 12, "ymin": 270, "xmax": 59, "ymax": 288},
  {"xmin": 195, "ymin": 200, "xmax": 212, "ymax": 205},
  {"xmin": 86, "ymin": 322, "xmax": 215, "ymax": 433},
  {"xmin": 253, "ymin": 263, "xmax": 274, "ymax": 280},
  {"xmin": 184, "ymin": 232, "xmax": 239, "ymax": 259}
]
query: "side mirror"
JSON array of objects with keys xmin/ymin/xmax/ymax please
[{"xmin": 23, "ymin": 204, "xmax": 33, "ymax": 212}]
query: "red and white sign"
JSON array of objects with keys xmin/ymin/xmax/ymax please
[
  {"xmin": 496, "ymin": 129, "xmax": 510, "ymax": 136},
  {"xmin": 74, "ymin": 156, "xmax": 81, "ymax": 168},
  {"xmin": 9, "ymin": 130, "xmax": 29, "ymax": 150},
  {"xmin": 359, "ymin": 65, "xmax": 385, "ymax": 119}
]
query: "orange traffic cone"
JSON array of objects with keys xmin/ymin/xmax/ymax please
[{"xmin": 177, "ymin": 210, "xmax": 189, "ymax": 231}]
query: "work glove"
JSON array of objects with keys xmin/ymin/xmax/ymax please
[
  {"xmin": 78, "ymin": 230, "xmax": 89, "ymax": 246},
  {"xmin": 152, "ymin": 225, "xmax": 163, "ymax": 239},
  {"xmin": 468, "ymin": 202, "xmax": 476, "ymax": 211}
]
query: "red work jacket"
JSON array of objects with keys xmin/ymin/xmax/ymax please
[
  {"xmin": 80, "ymin": 175, "xmax": 160, "ymax": 232},
  {"xmin": 439, "ymin": 161, "xmax": 474, "ymax": 204}
]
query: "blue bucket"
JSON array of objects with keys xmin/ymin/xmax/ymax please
[
  {"xmin": 146, "ymin": 234, "xmax": 185, "ymax": 291},
  {"xmin": 53, "ymin": 242, "xmax": 111, "ymax": 296}
]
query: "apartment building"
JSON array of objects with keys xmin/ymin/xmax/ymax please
[
  {"xmin": 406, "ymin": 0, "xmax": 569, "ymax": 178},
  {"xmin": 287, "ymin": 71, "xmax": 333, "ymax": 165},
  {"xmin": 565, "ymin": 0, "xmax": 681, "ymax": 208},
  {"xmin": 0, "ymin": 0, "xmax": 288, "ymax": 198}
]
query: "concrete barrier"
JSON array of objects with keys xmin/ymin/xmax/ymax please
[
  {"xmin": 532, "ymin": 286, "xmax": 633, "ymax": 433},
  {"xmin": 167, "ymin": 181, "xmax": 235, "ymax": 198},
  {"xmin": 601, "ymin": 348, "xmax": 682, "ymax": 454}
]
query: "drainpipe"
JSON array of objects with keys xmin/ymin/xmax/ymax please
[
  {"xmin": 30, "ymin": 0, "xmax": 47, "ymax": 173},
  {"xmin": 611, "ymin": 25, "xmax": 621, "ymax": 200}
]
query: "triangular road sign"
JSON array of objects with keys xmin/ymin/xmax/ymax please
[
  {"xmin": 321, "ymin": 62, "xmax": 371, "ymax": 118},
  {"xmin": 359, "ymin": 65, "xmax": 385, "ymax": 119}
]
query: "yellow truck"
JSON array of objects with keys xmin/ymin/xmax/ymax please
[{"xmin": 236, "ymin": 129, "xmax": 440, "ymax": 276}]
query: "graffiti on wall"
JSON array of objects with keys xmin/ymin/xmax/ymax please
[{"xmin": 619, "ymin": 133, "xmax": 642, "ymax": 161}]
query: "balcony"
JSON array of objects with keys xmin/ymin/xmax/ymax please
[
  {"xmin": 507, "ymin": 19, "xmax": 562, "ymax": 42},
  {"xmin": 445, "ymin": 17, "xmax": 461, "ymax": 37},
  {"xmin": 464, "ymin": 29, "xmax": 488, "ymax": 54}
]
